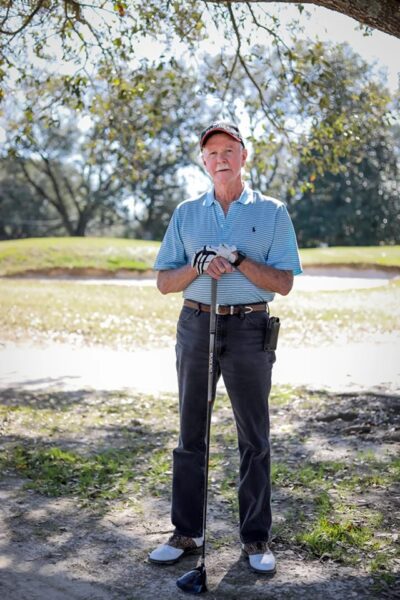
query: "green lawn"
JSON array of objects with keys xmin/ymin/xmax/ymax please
[
  {"xmin": 0, "ymin": 237, "xmax": 160, "ymax": 276},
  {"xmin": 0, "ymin": 278, "xmax": 399, "ymax": 349},
  {"xmin": 0, "ymin": 279, "xmax": 181, "ymax": 348},
  {"xmin": 0, "ymin": 237, "xmax": 399, "ymax": 276},
  {"xmin": 300, "ymin": 245, "xmax": 400, "ymax": 269},
  {"xmin": 1, "ymin": 237, "xmax": 399, "ymax": 349}
]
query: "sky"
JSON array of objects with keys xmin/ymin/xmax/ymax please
[
  {"xmin": 105, "ymin": 3, "xmax": 400, "ymax": 92},
  {"xmin": 284, "ymin": 4, "xmax": 399, "ymax": 91},
  {"xmin": 2, "ymin": 1, "xmax": 399, "ymax": 148},
  {"xmin": 206, "ymin": 3, "xmax": 400, "ymax": 91}
]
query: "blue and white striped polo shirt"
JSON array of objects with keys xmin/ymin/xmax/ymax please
[{"xmin": 154, "ymin": 185, "xmax": 302, "ymax": 304}]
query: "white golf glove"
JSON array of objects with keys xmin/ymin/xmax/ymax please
[
  {"xmin": 191, "ymin": 245, "xmax": 219, "ymax": 275},
  {"xmin": 216, "ymin": 243, "xmax": 237, "ymax": 263}
]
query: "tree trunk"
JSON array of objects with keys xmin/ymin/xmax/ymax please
[
  {"xmin": 74, "ymin": 217, "xmax": 88, "ymax": 237},
  {"xmin": 212, "ymin": 0, "xmax": 400, "ymax": 39}
]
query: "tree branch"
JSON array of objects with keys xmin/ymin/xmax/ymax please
[
  {"xmin": 226, "ymin": 3, "xmax": 285, "ymax": 132},
  {"xmin": 0, "ymin": 0, "xmax": 46, "ymax": 35},
  {"xmin": 62, "ymin": 174, "xmax": 82, "ymax": 212},
  {"xmin": 17, "ymin": 159, "xmax": 73, "ymax": 232},
  {"xmin": 208, "ymin": 0, "xmax": 400, "ymax": 39},
  {"xmin": 0, "ymin": 1, "xmax": 13, "ymax": 31},
  {"xmin": 220, "ymin": 48, "xmax": 240, "ymax": 105},
  {"xmin": 34, "ymin": 156, "xmax": 76, "ymax": 231}
]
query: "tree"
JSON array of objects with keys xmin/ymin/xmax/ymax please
[
  {"xmin": 2, "ymin": 3, "xmax": 398, "ymax": 243},
  {"xmin": 1, "ymin": 0, "xmax": 398, "ymax": 126},
  {"xmin": 285, "ymin": 45, "xmax": 400, "ymax": 246},
  {"xmin": 0, "ymin": 1, "xmax": 205, "ymax": 102},
  {"xmin": 196, "ymin": 40, "xmax": 396, "ymax": 191},
  {"xmin": 0, "ymin": 158, "xmax": 65, "ymax": 239},
  {"xmin": 198, "ymin": 39, "xmax": 400, "ymax": 247},
  {"xmin": 1, "ymin": 1, "xmax": 399, "ymax": 41},
  {"xmin": 130, "ymin": 169, "xmax": 187, "ymax": 240},
  {"xmin": 84, "ymin": 61, "xmax": 210, "ymax": 238},
  {"xmin": 3, "ymin": 60, "xmax": 210, "ymax": 238},
  {"xmin": 210, "ymin": 1, "xmax": 400, "ymax": 38},
  {"xmin": 291, "ymin": 133, "xmax": 399, "ymax": 247},
  {"xmin": 5, "ymin": 115, "xmax": 129, "ymax": 236}
]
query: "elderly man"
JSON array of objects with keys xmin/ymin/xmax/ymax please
[{"xmin": 149, "ymin": 121, "xmax": 302, "ymax": 574}]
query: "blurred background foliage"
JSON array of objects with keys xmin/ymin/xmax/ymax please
[{"xmin": 0, "ymin": 1, "xmax": 399, "ymax": 245}]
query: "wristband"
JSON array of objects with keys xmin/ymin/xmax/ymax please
[{"xmin": 232, "ymin": 251, "xmax": 246, "ymax": 268}]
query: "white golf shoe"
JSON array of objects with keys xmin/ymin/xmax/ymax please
[
  {"xmin": 148, "ymin": 533, "xmax": 204, "ymax": 565},
  {"xmin": 242, "ymin": 541, "xmax": 276, "ymax": 575}
]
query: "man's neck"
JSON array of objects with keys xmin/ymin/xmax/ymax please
[{"xmin": 214, "ymin": 181, "xmax": 245, "ymax": 212}]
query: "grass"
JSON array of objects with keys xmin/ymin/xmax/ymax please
[
  {"xmin": 266, "ymin": 389, "xmax": 398, "ymax": 580},
  {"xmin": 298, "ymin": 517, "xmax": 375, "ymax": 561},
  {"xmin": 270, "ymin": 452, "xmax": 399, "ymax": 576},
  {"xmin": 0, "ymin": 237, "xmax": 399, "ymax": 277},
  {"xmin": 0, "ymin": 279, "xmax": 182, "ymax": 348},
  {"xmin": 1, "ymin": 238, "xmax": 399, "ymax": 350},
  {"xmin": 0, "ymin": 386, "xmax": 398, "ymax": 584},
  {"xmin": 300, "ymin": 245, "xmax": 400, "ymax": 269},
  {"xmin": 0, "ymin": 277, "xmax": 399, "ymax": 349},
  {"xmin": 0, "ymin": 390, "xmax": 177, "ymax": 505},
  {"xmin": 0, "ymin": 237, "xmax": 160, "ymax": 276},
  {"xmin": 7, "ymin": 445, "xmax": 137, "ymax": 500}
]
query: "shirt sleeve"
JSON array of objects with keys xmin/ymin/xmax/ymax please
[
  {"xmin": 267, "ymin": 204, "xmax": 303, "ymax": 275},
  {"xmin": 154, "ymin": 208, "xmax": 188, "ymax": 271}
]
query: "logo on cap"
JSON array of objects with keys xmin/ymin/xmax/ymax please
[{"xmin": 200, "ymin": 121, "xmax": 244, "ymax": 149}]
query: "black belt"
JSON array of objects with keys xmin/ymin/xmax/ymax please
[{"xmin": 183, "ymin": 299, "xmax": 268, "ymax": 316}]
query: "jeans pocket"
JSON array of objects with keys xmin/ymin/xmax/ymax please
[{"xmin": 179, "ymin": 306, "xmax": 197, "ymax": 322}]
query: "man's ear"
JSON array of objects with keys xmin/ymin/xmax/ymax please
[{"xmin": 241, "ymin": 148, "xmax": 248, "ymax": 166}]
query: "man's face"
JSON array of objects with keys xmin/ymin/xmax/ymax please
[{"xmin": 202, "ymin": 133, "xmax": 247, "ymax": 185}]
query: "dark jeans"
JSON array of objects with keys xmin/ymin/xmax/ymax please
[{"xmin": 172, "ymin": 305, "xmax": 275, "ymax": 544}]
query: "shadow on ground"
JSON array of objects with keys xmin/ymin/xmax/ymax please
[{"xmin": 0, "ymin": 386, "xmax": 399, "ymax": 599}]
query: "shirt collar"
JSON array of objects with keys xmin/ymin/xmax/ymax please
[{"xmin": 203, "ymin": 184, "xmax": 254, "ymax": 207}]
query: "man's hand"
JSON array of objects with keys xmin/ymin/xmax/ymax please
[
  {"xmin": 206, "ymin": 255, "xmax": 234, "ymax": 279},
  {"xmin": 191, "ymin": 245, "xmax": 219, "ymax": 275}
]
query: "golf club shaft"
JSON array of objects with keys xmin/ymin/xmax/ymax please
[{"xmin": 201, "ymin": 277, "xmax": 218, "ymax": 565}]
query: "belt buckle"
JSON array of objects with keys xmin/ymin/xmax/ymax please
[
  {"xmin": 244, "ymin": 305, "xmax": 253, "ymax": 314},
  {"xmin": 216, "ymin": 304, "xmax": 232, "ymax": 315}
]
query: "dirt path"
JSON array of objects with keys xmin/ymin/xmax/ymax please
[
  {"xmin": 0, "ymin": 491, "xmax": 385, "ymax": 600},
  {"xmin": 1, "ymin": 383, "xmax": 399, "ymax": 600},
  {"xmin": 0, "ymin": 485, "xmax": 391, "ymax": 600},
  {"xmin": 1, "ymin": 334, "xmax": 399, "ymax": 396}
]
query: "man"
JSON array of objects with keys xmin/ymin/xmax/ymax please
[{"xmin": 149, "ymin": 121, "xmax": 302, "ymax": 574}]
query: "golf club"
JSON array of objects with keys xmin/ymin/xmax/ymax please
[{"xmin": 176, "ymin": 277, "xmax": 218, "ymax": 595}]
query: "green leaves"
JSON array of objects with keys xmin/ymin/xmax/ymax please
[{"xmin": 1, "ymin": 2, "xmax": 398, "ymax": 245}]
